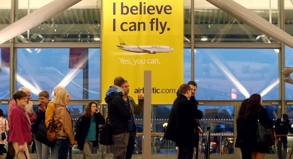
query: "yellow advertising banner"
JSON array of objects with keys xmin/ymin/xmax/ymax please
[{"xmin": 101, "ymin": 0, "xmax": 183, "ymax": 104}]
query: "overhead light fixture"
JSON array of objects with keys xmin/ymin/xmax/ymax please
[
  {"xmin": 30, "ymin": 34, "xmax": 44, "ymax": 43},
  {"xmin": 94, "ymin": 37, "xmax": 100, "ymax": 41},
  {"xmin": 200, "ymin": 36, "xmax": 208, "ymax": 41}
]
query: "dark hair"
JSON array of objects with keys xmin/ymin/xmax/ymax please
[
  {"xmin": 13, "ymin": 91, "xmax": 27, "ymax": 101},
  {"xmin": 237, "ymin": 98, "xmax": 249, "ymax": 119},
  {"xmin": 245, "ymin": 94, "xmax": 261, "ymax": 118},
  {"xmin": 178, "ymin": 84, "xmax": 190, "ymax": 94},
  {"xmin": 187, "ymin": 81, "xmax": 197, "ymax": 87},
  {"xmin": 39, "ymin": 90, "xmax": 49, "ymax": 98},
  {"xmin": 114, "ymin": 76, "xmax": 125, "ymax": 87},
  {"xmin": 84, "ymin": 101, "xmax": 98, "ymax": 118},
  {"xmin": 0, "ymin": 109, "xmax": 3, "ymax": 117}
]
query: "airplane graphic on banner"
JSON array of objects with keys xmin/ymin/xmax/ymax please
[{"xmin": 116, "ymin": 36, "xmax": 174, "ymax": 54}]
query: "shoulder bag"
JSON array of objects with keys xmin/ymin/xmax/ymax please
[
  {"xmin": 256, "ymin": 111, "xmax": 274, "ymax": 147},
  {"xmin": 47, "ymin": 112, "xmax": 57, "ymax": 141},
  {"xmin": 37, "ymin": 121, "xmax": 56, "ymax": 147},
  {"xmin": 1, "ymin": 119, "xmax": 6, "ymax": 140},
  {"xmin": 99, "ymin": 116, "xmax": 113, "ymax": 145}
]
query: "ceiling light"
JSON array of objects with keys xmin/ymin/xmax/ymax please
[
  {"xmin": 94, "ymin": 37, "xmax": 100, "ymax": 41},
  {"xmin": 200, "ymin": 36, "xmax": 208, "ymax": 41}
]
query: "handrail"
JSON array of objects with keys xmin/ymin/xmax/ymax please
[{"xmin": 137, "ymin": 132, "xmax": 293, "ymax": 137}]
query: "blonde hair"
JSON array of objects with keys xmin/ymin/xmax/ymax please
[
  {"xmin": 54, "ymin": 89, "xmax": 68, "ymax": 106},
  {"xmin": 19, "ymin": 87, "xmax": 31, "ymax": 93},
  {"xmin": 53, "ymin": 86, "xmax": 65, "ymax": 96}
]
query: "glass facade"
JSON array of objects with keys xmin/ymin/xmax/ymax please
[
  {"xmin": 195, "ymin": 49, "xmax": 279, "ymax": 100},
  {"xmin": 0, "ymin": 0, "xmax": 291, "ymax": 158},
  {"xmin": 16, "ymin": 0, "xmax": 100, "ymax": 43},
  {"xmin": 16, "ymin": 48, "xmax": 100, "ymax": 100},
  {"xmin": 0, "ymin": 48, "xmax": 10, "ymax": 99}
]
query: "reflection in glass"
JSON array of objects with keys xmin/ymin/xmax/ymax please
[
  {"xmin": 195, "ymin": 49, "xmax": 279, "ymax": 100},
  {"xmin": 285, "ymin": 46, "xmax": 293, "ymax": 99},
  {"xmin": 193, "ymin": 0, "xmax": 279, "ymax": 43},
  {"xmin": 17, "ymin": 7, "xmax": 100, "ymax": 43},
  {"xmin": 16, "ymin": 48, "xmax": 100, "ymax": 100},
  {"xmin": 263, "ymin": 105, "xmax": 278, "ymax": 120},
  {"xmin": 0, "ymin": 0, "xmax": 11, "ymax": 43},
  {"xmin": 184, "ymin": 49, "xmax": 191, "ymax": 82},
  {"xmin": 67, "ymin": 105, "xmax": 84, "ymax": 125},
  {"xmin": 0, "ymin": 48, "xmax": 10, "ymax": 99},
  {"xmin": 0, "ymin": 105, "xmax": 8, "ymax": 118}
]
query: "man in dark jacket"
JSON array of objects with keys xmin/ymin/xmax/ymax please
[
  {"xmin": 121, "ymin": 80, "xmax": 144, "ymax": 159},
  {"xmin": 187, "ymin": 81, "xmax": 203, "ymax": 159},
  {"xmin": 164, "ymin": 84, "xmax": 197, "ymax": 159},
  {"xmin": 275, "ymin": 113, "xmax": 292, "ymax": 159},
  {"xmin": 105, "ymin": 76, "xmax": 131, "ymax": 159}
]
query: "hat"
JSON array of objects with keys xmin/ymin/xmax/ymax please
[{"xmin": 283, "ymin": 114, "xmax": 289, "ymax": 120}]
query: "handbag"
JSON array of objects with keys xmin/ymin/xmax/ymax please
[
  {"xmin": 8, "ymin": 143, "xmax": 15, "ymax": 157},
  {"xmin": 256, "ymin": 111, "xmax": 274, "ymax": 147},
  {"xmin": 1, "ymin": 119, "xmax": 6, "ymax": 140},
  {"xmin": 36, "ymin": 121, "xmax": 55, "ymax": 147},
  {"xmin": 99, "ymin": 117, "xmax": 113, "ymax": 145},
  {"xmin": 15, "ymin": 151, "xmax": 28, "ymax": 159},
  {"xmin": 47, "ymin": 112, "xmax": 56, "ymax": 142}
]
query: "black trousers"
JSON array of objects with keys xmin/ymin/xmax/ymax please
[
  {"xmin": 178, "ymin": 147, "xmax": 194, "ymax": 159},
  {"xmin": 126, "ymin": 131, "xmax": 136, "ymax": 159}
]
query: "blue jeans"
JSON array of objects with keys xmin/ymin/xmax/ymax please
[{"xmin": 56, "ymin": 139, "xmax": 69, "ymax": 159}]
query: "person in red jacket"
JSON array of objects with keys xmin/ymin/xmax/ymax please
[{"xmin": 8, "ymin": 91, "xmax": 32, "ymax": 158}]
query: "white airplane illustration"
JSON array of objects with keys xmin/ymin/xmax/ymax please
[{"xmin": 116, "ymin": 37, "xmax": 174, "ymax": 54}]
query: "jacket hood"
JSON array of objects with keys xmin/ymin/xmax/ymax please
[{"xmin": 105, "ymin": 85, "xmax": 124, "ymax": 103}]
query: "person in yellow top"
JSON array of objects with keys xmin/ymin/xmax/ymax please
[{"xmin": 45, "ymin": 85, "xmax": 65, "ymax": 159}]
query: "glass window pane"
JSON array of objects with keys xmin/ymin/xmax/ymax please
[
  {"xmin": 16, "ymin": 48, "xmax": 100, "ymax": 100},
  {"xmin": 193, "ymin": 0, "xmax": 279, "ymax": 43},
  {"xmin": 17, "ymin": 0, "xmax": 100, "ymax": 43},
  {"xmin": 284, "ymin": 2, "xmax": 293, "ymax": 36},
  {"xmin": 195, "ymin": 49, "xmax": 279, "ymax": 100},
  {"xmin": 0, "ymin": 48, "xmax": 10, "ymax": 99},
  {"xmin": 0, "ymin": 0, "xmax": 11, "ymax": 43},
  {"xmin": 0, "ymin": 105, "xmax": 8, "ymax": 118},
  {"xmin": 184, "ymin": 49, "xmax": 191, "ymax": 83},
  {"xmin": 285, "ymin": 46, "xmax": 293, "ymax": 100},
  {"xmin": 198, "ymin": 105, "xmax": 234, "ymax": 155},
  {"xmin": 263, "ymin": 105, "xmax": 278, "ymax": 120}
]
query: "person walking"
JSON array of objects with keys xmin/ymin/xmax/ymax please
[
  {"xmin": 164, "ymin": 84, "xmax": 197, "ymax": 159},
  {"xmin": 105, "ymin": 76, "xmax": 131, "ymax": 159},
  {"xmin": 244, "ymin": 94, "xmax": 274, "ymax": 159},
  {"xmin": 274, "ymin": 113, "xmax": 292, "ymax": 159},
  {"xmin": 235, "ymin": 98, "xmax": 251, "ymax": 159},
  {"xmin": 9, "ymin": 91, "xmax": 32, "ymax": 159},
  {"xmin": 75, "ymin": 101, "xmax": 105, "ymax": 159},
  {"xmin": 121, "ymin": 80, "xmax": 144, "ymax": 159}
]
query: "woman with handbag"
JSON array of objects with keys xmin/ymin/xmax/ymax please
[
  {"xmin": 0, "ymin": 109, "xmax": 8, "ymax": 159},
  {"xmin": 244, "ymin": 94, "xmax": 274, "ymax": 159},
  {"xmin": 8, "ymin": 91, "xmax": 32, "ymax": 159},
  {"xmin": 53, "ymin": 89, "xmax": 76, "ymax": 159},
  {"xmin": 74, "ymin": 101, "xmax": 105, "ymax": 159}
]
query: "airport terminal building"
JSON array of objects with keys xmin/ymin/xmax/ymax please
[{"xmin": 0, "ymin": 0, "xmax": 292, "ymax": 158}]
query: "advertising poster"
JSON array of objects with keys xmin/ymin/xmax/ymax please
[{"xmin": 101, "ymin": 0, "xmax": 183, "ymax": 104}]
